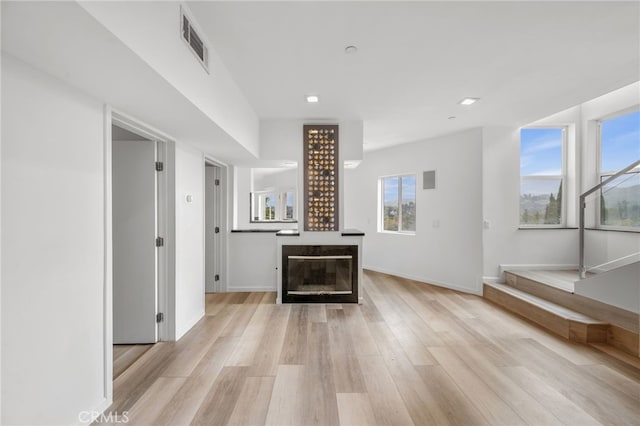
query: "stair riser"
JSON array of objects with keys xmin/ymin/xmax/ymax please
[
  {"xmin": 484, "ymin": 285, "xmax": 608, "ymax": 344},
  {"xmin": 608, "ymin": 325, "xmax": 640, "ymax": 357},
  {"xmin": 505, "ymin": 272, "xmax": 638, "ymax": 333},
  {"xmin": 570, "ymin": 323, "xmax": 609, "ymax": 343}
]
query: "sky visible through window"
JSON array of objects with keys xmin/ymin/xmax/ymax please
[
  {"xmin": 520, "ymin": 128, "xmax": 563, "ymax": 177},
  {"xmin": 384, "ymin": 177, "xmax": 399, "ymax": 205},
  {"xmin": 601, "ymin": 110, "xmax": 640, "ymax": 173},
  {"xmin": 383, "ymin": 175, "xmax": 416, "ymax": 205},
  {"xmin": 600, "ymin": 110, "xmax": 640, "ymax": 228}
]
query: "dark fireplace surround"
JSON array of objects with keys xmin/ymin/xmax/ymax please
[{"xmin": 282, "ymin": 245, "xmax": 358, "ymax": 303}]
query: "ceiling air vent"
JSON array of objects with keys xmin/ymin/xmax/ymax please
[{"xmin": 181, "ymin": 8, "xmax": 209, "ymax": 72}]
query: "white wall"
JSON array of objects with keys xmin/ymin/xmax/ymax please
[
  {"xmin": 174, "ymin": 144, "xmax": 205, "ymax": 340},
  {"xmin": 228, "ymin": 233, "xmax": 277, "ymax": 291},
  {"xmin": 254, "ymin": 168, "xmax": 298, "ymax": 191},
  {"xmin": 1, "ymin": 55, "xmax": 107, "ymax": 425},
  {"xmin": 228, "ymin": 165, "xmax": 293, "ymax": 291},
  {"xmin": 482, "ymin": 126, "xmax": 579, "ymax": 279},
  {"xmin": 260, "ymin": 119, "xmax": 363, "ymax": 161},
  {"xmin": 482, "ymin": 82, "xmax": 640, "ymax": 279},
  {"xmin": 1, "ymin": 6, "xmax": 4, "ymax": 421},
  {"xmin": 344, "ymin": 128, "xmax": 484, "ymax": 294},
  {"xmin": 575, "ymin": 261, "xmax": 640, "ymax": 313},
  {"xmin": 79, "ymin": 1, "xmax": 259, "ymax": 157},
  {"xmin": 584, "ymin": 230, "xmax": 640, "ymax": 272},
  {"xmin": 233, "ymin": 167, "xmax": 254, "ymax": 229}
]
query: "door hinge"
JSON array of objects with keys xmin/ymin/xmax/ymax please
[
  {"xmin": 156, "ymin": 312, "xmax": 164, "ymax": 323},
  {"xmin": 215, "ymin": 274, "xmax": 220, "ymax": 282},
  {"xmin": 214, "ymin": 179, "xmax": 220, "ymax": 186},
  {"xmin": 155, "ymin": 161, "xmax": 164, "ymax": 172},
  {"xmin": 214, "ymin": 226, "xmax": 220, "ymax": 234},
  {"xmin": 156, "ymin": 237, "xmax": 164, "ymax": 247}
]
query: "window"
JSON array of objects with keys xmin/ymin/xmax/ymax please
[
  {"xmin": 598, "ymin": 109, "xmax": 640, "ymax": 229},
  {"xmin": 380, "ymin": 175, "xmax": 416, "ymax": 233},
  {"xmin": 283, "ymin": 191, "xmax": 295, "ymax": 220},
  {"xmin": 251, "ymin": 190, "xmax": 296, "ymax": 222},
  {"xmin": 520, "ymin": 127, "xmax": 566, "ymax": 226}
]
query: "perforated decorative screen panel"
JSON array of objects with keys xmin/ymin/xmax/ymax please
[{"xmin": 304, "ymin": 124, "xmax": 339, "ymax": 231}]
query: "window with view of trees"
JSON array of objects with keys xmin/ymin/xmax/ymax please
[
  {"xmin": 251, "ymin": 190, "xmax": 296, "ymax": 222},
  {"xmin": 520, "ymin": 127, "xmax": 566, "ymax": 226},
  {"xmin": 599, "ymin": 110, "xmax": 640, "ymax": 229},
  {"xmin": 380, "ymin": 175, "xmax": 416, "ymax": 233}
]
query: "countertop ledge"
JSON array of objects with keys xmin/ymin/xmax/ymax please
[
  {"xmin": 341, "ymin": 229, "xmax": 365, "ymax": 236},
  {"xmin": 231, "ymin": 229, "xmax": 280, "ymax": 233},
  {"xmin": 274, "ymin": 229, "xmax": 366, "ymax": 237}
]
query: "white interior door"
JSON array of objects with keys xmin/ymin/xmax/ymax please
[
  {"xmin": 112, "ymin": 139, "xmax": 158, "ymax": 343},
  {"xmin": 205, "ymin": 165, "xmax": 220, "ymax": 293}
]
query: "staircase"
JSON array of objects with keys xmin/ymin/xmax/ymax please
[
  {"xmin": 486, "ymin": 160, "xmax": 640, "ymax": 357},
  {"xmin": 484, "ymin": 269, "xmax": 639, "ymax": 357}
]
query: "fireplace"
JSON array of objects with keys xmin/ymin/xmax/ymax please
[
  {"xmin": 274, "ymin": 122, "xmax": 364, "ymax": 304},
  {"xmin": 282, "ymin": 245, "xmax": 358, "ymax": 303}
]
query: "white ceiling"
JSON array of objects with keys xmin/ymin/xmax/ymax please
[
  {"xmin": 2, "ymin": 1, "xmax": 259, "ymax": 165},
  {"xmin": 188, "ymin": 1, "xmax": 640, "ymax": 151}
]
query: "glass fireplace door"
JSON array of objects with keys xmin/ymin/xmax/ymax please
[{"xmin": 287, "ymin": 255, "xmax": 353, "ymax": 295}]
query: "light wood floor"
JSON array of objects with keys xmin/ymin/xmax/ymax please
[
  {"xmin": 107, "ymin": 270, "xmax": 640, "ymax": 425},
  {"xmin": 113, "ymin": 344, "xmax": 153, "ymax": 380}
]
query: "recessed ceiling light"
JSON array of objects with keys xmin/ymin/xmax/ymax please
[
  {"xmin": 282, "ymin": 161, "xmax": 297, "ymax": 167},
  {"xmin": 458, "ymin": 97, "xmax": 480, "ymax": 106},
  {"xmin": 306, "ymin": 95, "xmax": 319, "ymax": 103},
  {"xmin": 345, "ymin": 45, "xmax": 358, "ymax": 54}
]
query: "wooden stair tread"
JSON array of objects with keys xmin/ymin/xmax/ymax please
[
  {"xmin": 485, "ymin": 282, "xmax": 607, "ymax": 325},
  {"xmin": 505, "ymin": 270, "xmax": 578, "ymax": 293}
]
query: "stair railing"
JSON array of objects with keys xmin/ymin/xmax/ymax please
[{"xmin": 579, "ymin": 159, "xmax": 640, "ymax": 279}]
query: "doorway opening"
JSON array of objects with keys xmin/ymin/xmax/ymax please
[
  {"xmin": 110, "ymin": 115, "xmax": 170, "ymax": 384},
  {"xmin": 205, "ymin": 160, "xmax": 223, "ymax": 293}
]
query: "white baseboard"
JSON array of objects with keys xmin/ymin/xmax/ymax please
[
  {"xmin": 226, "ymin": 286, "xmax": 276, "ymax": 292},
  {"xmin": 363, "ymin": 265, "xmax": 480, "ymax": 295},
  {"xmin": 76, "ymin": 397, "xmax": 112, "ymax": 425},
  {"xmin": 482, "ymin": 276, "xmax": 503, "ymax": 284},
  {"xmin": 587, "ymin": 252, "xmax": 640, "ymax": 274}
]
